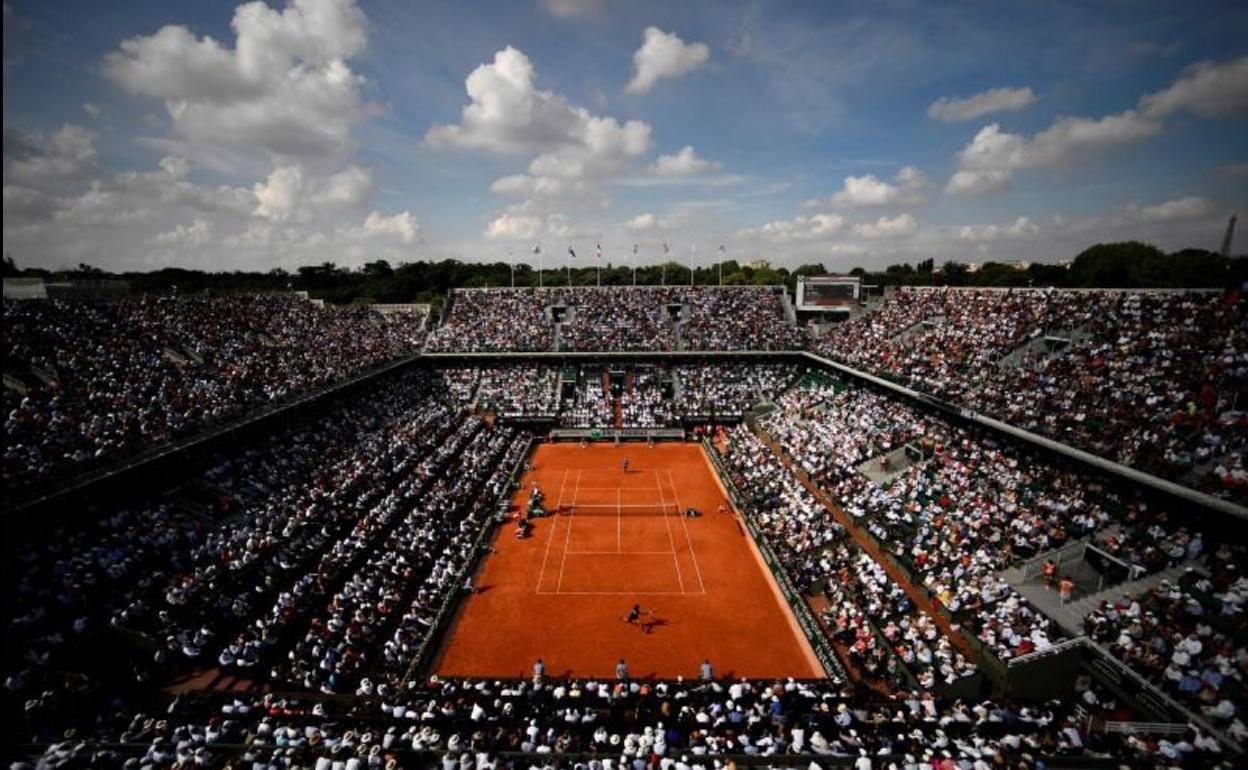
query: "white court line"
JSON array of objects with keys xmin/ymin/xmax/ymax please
[
  {"xmin": 555, "ymin": 469, "xmax": 581, "ymax": 593},
  {"xmin": 537, "ymin": 590, "xmax": 691, "ymax": 596},
  {"xmin": 667, "ymin": 468, "xmax": 708, "ymax": 594},
  {"xmin": 535, "ymin": 469, "xmax": 570, "ymax": 593},
  {"xmin": 616, "ymin": 487, "xmax": 622, "ymax": 554},
  {"xmin": 655, "ymin": 469, "xmax": 687, "ymax": 594},
  {"xmin": 549, "ymin": 502, "xmax": 671, "ymax": 509},
  {"xmin": 564, "ymin": 550, "xmax": 683, "ymax": 555}
]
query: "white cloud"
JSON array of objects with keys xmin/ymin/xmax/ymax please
[
  {"xmin": 738, "ymin": 212, "xmax": 845, "ymax": 242},
  {"xmin": 252, "ymin": 163, "xmax": 374, "ymax": 221},
  {"xmin": 819, "ymin": 165, "xmax": 927, "ymax": 208},
  {"xmin": 1136, "ymin": 195, "xmax": 1213, "ymax": 222},
  {"xmin": 928, "ymin": 86, "xmax": 1036, "ymax": 122},
  {"xmin": 428, "ymin": 46, "xmax": 650, "ymax": 160},
  {"xmin": 103, "ymin": 0, "xmax": 370, "ymax": 171},
  {"xmin": 946, "ymin": 113, "xmax": 1161, "ymax": 196},
  {"xmin": 945, "ymin": 56, "xmax": 1248, "ymax": 197},
  {"xmin": 82, "ymin": 102, "xmax": 102, "ymax": 118},
  {"xmin": 625, "ymin": 27, "xmax": 709, "ymax": 95},
  {"xmin": 853, "ymin": 212, "xmax": 918, "ymax": 239},
  {"xmin": 253, "ymin": 165, "xmax": 304, "ymax": 222},
  {"xmin": 625, "ymin": 212, "xmax": 656, "ymax": 231},
  {"xmin": 430, "ymin": 45, "xmax": 650, "ymax": 218},
  {"xmin": 485, "ymin": 212, "xmax": 563, "ymax": 240},
  {"xmin": 151, "ymin": 218, "xmax": 212, "ymax": 247},
  {"xmin": 316, "ymin": 165, "xmax": 374, "ymax": 207},
  {"xmin": 360, "ymin": 210, "xmax": 419, "ymax": 243},
  {"xmin": 5, "ymin": 124, "xmax": 98, "ymax": 187},
  {"xmin": 957, "ymin": 216, "xmax": 1038, "ymax": 241},
  {"xmin": 648, "ymin": 145, "xmax": 720, "ymax": 177},
  {"xmin": 1140, "ymin": 55, "xmax": 1248, "ymax": 118},
  {"xmin": 432, "ymin": 46, "xmax": 657, "ymax": 238}
]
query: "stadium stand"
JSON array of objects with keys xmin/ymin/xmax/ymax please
[
  {"xmin": 21, "ymin": 677, "xmax": 1223, "ymax": 769},
  {"xmin": 2, "ymin": 295, "xmax": 424, "ymax": 492},
  {"xmin": 812, "ymin": 288, "xmax": 1248, "ymax": 501},
  {"xmin": 6, "ymin": 285, "xmax": 1248, "ymax": 770},
  {"xmin": 423, "ymin": 286, "xmax": 800, "ymax": 353},
  {"xmin": 673, "ymin": 363, "xmax": 802, "ymax": 420}
]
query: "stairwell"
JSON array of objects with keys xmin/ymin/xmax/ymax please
[
  {"xmin": 603, "ymin": 370, "xmax": 622, "ymax": 429},
  {"xmin": 1017, "ymin": 559, "xmax": 1205, "ymax": 639},
  {"xmin": 778, "ymin": 288, "xmax": 799, "ymax": 327}
]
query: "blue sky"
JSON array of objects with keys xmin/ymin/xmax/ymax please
[{"xmin": 3, "ymin": 0, "xmax": 1247, "ymax": 272}]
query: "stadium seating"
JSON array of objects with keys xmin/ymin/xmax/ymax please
[
  {"xmin": 24, "ymin": 677, "xmax": 1207, "ymax": 769},
  {"xmin": 2, "ymin": 295, "xmax": 424, "ymax": 492},
  {"xmin": 812, "ymin": 288, "xmax": 1248, "ymax": 501},
  {"xmin": 7, "ymin": 287, "xmax": 1247, "ymax": 770},
  {"xmin": 755, "ymin": 376, "xmax": 1215, "ymax": 665},
  {"xmin": 424, "ymin": 286, "xmax": 801, "ymax": 353}
]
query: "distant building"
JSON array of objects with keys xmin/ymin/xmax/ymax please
[{"xmin": 745, "ymin": 259, "xmax": 771, "ymax": 270}]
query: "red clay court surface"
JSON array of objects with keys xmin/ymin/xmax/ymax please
[{"xmin": 429, "ymin": 442, "xmax": 824, "ymax": 680}]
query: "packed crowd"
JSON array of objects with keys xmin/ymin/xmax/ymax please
[
  {"xmin": 674, "ymin": 364, "xmax": 802, "ymax": 419},
  {"xmin": 1083, "ymin": 539, "xmax": 1247, "ymax": 739},
  {"xmin": 619, "ymin": 369, "xmax": 676, "ymax": 428},
  {"xmin": 424, "ymin": 286, "xmax": 800, "ymax": 353},
  {"xmin": 755, "ymin": 377, "xmax": 1211, "ymax": 663},
  {"xmin": 22, "ymin": 675, "xmax": 1231, "ymax": 770},
  {"xmin": 10, "ymin": 281, "xmax": 1248, "ymax": 770},
  {"xmin": 718, "ymin": 426, "xmax": 974, "ymax": 694},
  {"xmin": 560, "ymin": 373, "xmax": 614, "ymax": 428},
  {"xmin": 5, "ymin": 370, "xmax": 531, "ymax": 730},
  {"xmin": 814, "ymin": 288, "xmax": 1248, "ymax": 500},
  {"xmin": 556, "ymin": 288, "xmax": 676, "ymax": 352},
  {"xmin": 438, "ymin": 364, "xmax": 809, "ymax": 428},
  {"xmin": 426, "ymin": 289, "xmax": 551, "ymax": 353},
  {"xmin": 680, "ymin": 287, "xmax": 803, "ymax": 351},
  {"xmin": 437, "ymin": 366, "xmax": 560, "ymax": 418},
  {"xmin": 2, "ymin": 296, "xmax": 425, "ymax": 491}
]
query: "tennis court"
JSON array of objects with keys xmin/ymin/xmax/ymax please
[{"xmin": 429, "ymin": 441, "xmax": 824, "ymax": 680}]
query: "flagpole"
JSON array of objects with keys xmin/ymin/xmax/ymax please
[
  {"xmin": 718, "ymin": 245, "xmax": 725, "ymax": 286},
  {"xmin": 632, "ymin": 245, "xmax": 638, "ymax": 286},
  {"xmin": 689, "ymin": 245, "xmax": 695, "ymax": 287},
  {"xmin": 509, "ymin": 250, "xmax": 515, "ymax": 288}
]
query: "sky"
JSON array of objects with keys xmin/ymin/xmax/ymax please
[{"xmin": 3, "ymin": 0, "xmax": 1247, "ymax": 273}]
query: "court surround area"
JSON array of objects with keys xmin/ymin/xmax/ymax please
[{"xmin": 430, "ymin": 442, "xmax": 824, "ymax": 680}]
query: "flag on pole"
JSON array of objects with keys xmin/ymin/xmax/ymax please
[
  {"xmin": 568, "ymin": 246, "xmax": 576, "ymax": 259},
  {"xmin": 632, "ymin": 244, "xmax": 638, "ymax": 256},
  {"xmin": 663, "ymin": 242, "xmax": 670, "ymax": 256},
  {"xmin": 595, "ymin": 243, "xmax": 602, "ymax": 261},
  {"xmin": 532, "ymin": 245, "xmax": 541, "ymax": 255}
]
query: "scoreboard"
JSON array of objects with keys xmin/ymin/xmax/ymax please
[{"xmin": 796, "ymin": 275, "xmax": 860, "ymax": 311}]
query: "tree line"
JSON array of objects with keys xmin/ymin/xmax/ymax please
[{"xmin": 4, "ymin": 241, "xmax": 1244, "ymax": 306}]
